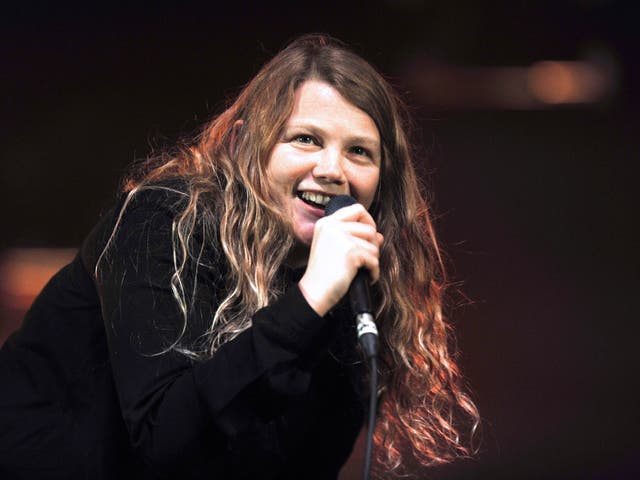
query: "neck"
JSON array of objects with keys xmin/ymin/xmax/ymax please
[{"xmin": 285, "ymin": 242, "xmax": 309, "ymax": 269}]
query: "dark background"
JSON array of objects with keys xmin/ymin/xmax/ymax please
[{"xmin": 1, "ymin": 1, "xmax": 638, "ymax": 478}]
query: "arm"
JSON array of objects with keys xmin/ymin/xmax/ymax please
[{"xmin": 94, "ymin": 188, "xmax": 337, "ymax": 471}]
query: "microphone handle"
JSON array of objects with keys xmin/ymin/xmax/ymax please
[
  {"xmin": 349, "ymin": 268, "xmax": 372, "ymax": 315},
  {"xmin": 351, "ymin": 269, "xmax": 378, "ymax": 358}
]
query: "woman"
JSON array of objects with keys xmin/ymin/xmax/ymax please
[{"xmin": 0, "ymin": 34, "xmax": 478, "ymax": 479}]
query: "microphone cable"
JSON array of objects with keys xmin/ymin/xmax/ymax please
[{"xmin": 357, "ymin": 312, "xmax": 378, "ymax": 480}]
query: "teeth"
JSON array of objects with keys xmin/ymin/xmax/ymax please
[{"xmin": 300, "ymin": 191, "xmax": 331, "ymax": 206}]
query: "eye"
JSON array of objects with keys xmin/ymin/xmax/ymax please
[
  {"xmin": 293, "ymin": 134, "xmax": 318, "ymax": 145},
  {"xmin": 350, "ymin": 145, "xmax": 371, "ymax": 157}
]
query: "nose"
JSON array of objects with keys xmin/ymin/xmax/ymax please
[{"xmin": 312, "ymin": 147, "xmax": 346, "ymax": 185}]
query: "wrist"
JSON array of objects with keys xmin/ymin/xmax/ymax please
[{"xmin": 298, "ymin": 277, "xmax": 331, "ymax": 317}]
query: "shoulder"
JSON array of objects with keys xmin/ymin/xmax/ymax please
[
  {"xmin": 123, "ymin": 178, "xmax": 193, "ymax": 214},
  {"xmin": 81, "ymin": 177, "xmax": 219, "ymax": 274}
]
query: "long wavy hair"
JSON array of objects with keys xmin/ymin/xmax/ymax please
[{"xmin": 108, "ymin": 34, "xmax": 479, "ymax": 475}]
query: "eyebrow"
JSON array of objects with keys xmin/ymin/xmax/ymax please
[
  {"xmin": 346, "ymin": 135, "xmax": 381, "ymax": 149},
  {"xmin": 286, "ymin": 123, "xmax": 381, "ymax": 148}
]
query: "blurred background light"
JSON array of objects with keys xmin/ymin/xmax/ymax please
[
  {"xmin": 0, "ymin": 248, "xmax": 76, "ymax": 344},
  {"xmin": 403, "ymin": 50, "xmax": 618, "ymax": 110}
]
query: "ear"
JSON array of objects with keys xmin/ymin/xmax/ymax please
[{"xmin": 230, "ymin": 119, "xmax": 244, "ymax": 156}]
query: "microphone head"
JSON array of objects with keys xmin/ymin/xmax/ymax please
[{"xmin": 324, "ymin": 195, "xmax": 357, "ymax": 216}]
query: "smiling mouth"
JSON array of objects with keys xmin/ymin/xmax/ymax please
[{"xmin": 297, "ymin": 191, "xmax": 332, "ymax": 209}]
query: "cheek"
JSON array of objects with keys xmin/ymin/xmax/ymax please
[
  {"xmin": 355, "ymin": 170, "xmax": 380, "ymax": 209},
  {"xmin": 265, "ymin": 147, "xmax": 305, "ymax": 191},
  {"xmin": 265, "ymin": 154, "xmax": 291, "ymax": 197},
  {"xmin": 265, "ymin": 151, "xmax": 281, "ymax": 183}
]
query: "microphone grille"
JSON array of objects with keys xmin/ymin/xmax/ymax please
[{"xmin": 324, "ymin": 195, "xmax": 357, "ymax": 216}]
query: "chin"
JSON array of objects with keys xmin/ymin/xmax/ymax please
[
  {"xmin": 294, "ymin": 234, "xmax": 314, "ymax": 247},
  {"xmin": 292, "ymin": 225, "xmax": 315, "ymax": 247}
]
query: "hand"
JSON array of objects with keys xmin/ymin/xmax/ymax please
[{"xmin": 298, "ymin": 203, "xmax": 384, "ymax": 317}]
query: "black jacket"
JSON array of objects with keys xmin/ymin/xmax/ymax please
[{"xmin": 0, "ymin": 186, "xmax": 364, "ymax": 479}]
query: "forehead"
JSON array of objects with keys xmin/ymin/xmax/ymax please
[{"xmin": 286, "ymin": 80, "xmax": 380, "ymax": 145}]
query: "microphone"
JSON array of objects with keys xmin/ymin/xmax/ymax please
[{"xmin": 324, "ymin": 195, "xmax": 379, "ymax": 359}]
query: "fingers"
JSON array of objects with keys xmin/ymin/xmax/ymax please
[
  {"xmin": 349, "ymin": 236, "xmax": 381, "ymax": 283},
  {"xmin": 325, "ymin": 203, "xmax": 377, "ymax": 228},
  {"xmin": 298, "ymin": 203, "xmax": 383, "ymax": 316},
  {"xmin": 314, "ymin": 218, "xmax": 380, "ymax": 247},
  {"xmin": 315, "ymin": 203, "xmax": 381, "ymax": 245}
]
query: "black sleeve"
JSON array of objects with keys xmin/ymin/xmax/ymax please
[{"xmin": 93, "ymin": 188, "xmax": 338, "ymax": 471}]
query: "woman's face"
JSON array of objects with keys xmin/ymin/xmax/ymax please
[{"xmin": 266, "ymin": 80, "xmax": 381, "ymax": 247}]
